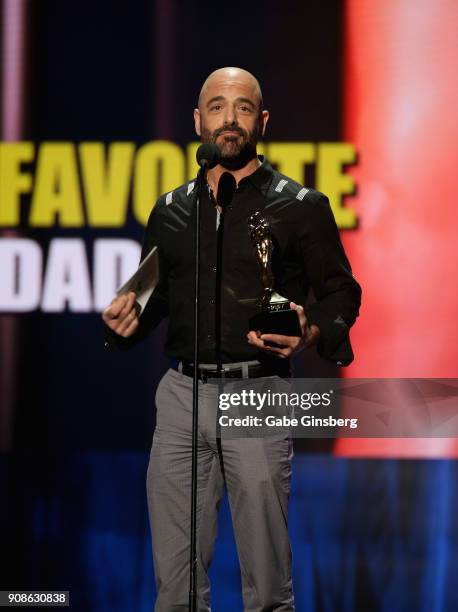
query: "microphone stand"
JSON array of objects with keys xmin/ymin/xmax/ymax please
[{"xmin": 189, "ymin": 160, "xmax": 207, "ymax": 612}]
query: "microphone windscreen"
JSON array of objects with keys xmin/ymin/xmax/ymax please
[{"xmin": 196, "ymin": 143, "xmax": 220, "ymax": 169}]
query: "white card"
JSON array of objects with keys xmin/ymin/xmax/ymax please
[{"xmin": 115, "ymin": 246, "xmax": 159, "ymax": 316}]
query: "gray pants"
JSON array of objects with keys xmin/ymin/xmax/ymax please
[{"xmin": 147, "ymin": 368, "xmax": 294, "ymax": 611}]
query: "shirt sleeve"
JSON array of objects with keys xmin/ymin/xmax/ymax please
[
  {"xmin": 103, "ymin": 198, "xmax": 169, "ymax": 350},
  {"xmin": 300, "ymin": 194, "xmax": 362, "ymax": 366}
]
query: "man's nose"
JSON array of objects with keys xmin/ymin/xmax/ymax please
[{"xmin": 223, "ymin": 105, "xmax": 237, "ymax": 126}]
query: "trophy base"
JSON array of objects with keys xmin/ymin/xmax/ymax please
[{"xmin": 249, "ymin": 308, "xmax": 302, "ymax": 337}]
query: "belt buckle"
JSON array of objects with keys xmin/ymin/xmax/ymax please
[{"xmin": 224, "ymin": 367, "xmax": 243, "ymax": 379}]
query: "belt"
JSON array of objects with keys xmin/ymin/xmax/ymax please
[
  {"xmin": 171, "ymin": 360, "xmax": 291, "ymax": 381},
  {"xmin": 171, "ymin": 360, "xmax": 271, "ymax": 381}
]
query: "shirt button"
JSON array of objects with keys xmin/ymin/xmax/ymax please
[
  {"xmin": 211, "ymin": 265, "xmax": 217, "ymax": 273},
  {"xmin": 207, "ymin": 334, "xmax": 213, "ymax": 340},
  {"xmin": 210, "ymin": 298, "xmax": 215, "ymax": 304}
]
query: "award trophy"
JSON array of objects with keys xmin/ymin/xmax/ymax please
[{"xmin": 248, "ymin": 211, "xmax": 302, "ymax": 336}]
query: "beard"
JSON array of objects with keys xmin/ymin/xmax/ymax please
[{"xmin": 200, "ymin": 121, "xmax": 259, "ymax": 170}]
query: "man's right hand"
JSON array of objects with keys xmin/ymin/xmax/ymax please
[{"xmin": 102, "ymin": 291, "xmax": 139, "ymax": 338}]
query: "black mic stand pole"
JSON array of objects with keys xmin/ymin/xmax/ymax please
[{"xmin": 189, "ymin": 160, "xmax": 207, "ymax": 612}]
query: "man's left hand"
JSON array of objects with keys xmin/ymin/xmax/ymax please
[{"xmin": 246, "ymin": 302, "xmax": 320, "ymax": 359}]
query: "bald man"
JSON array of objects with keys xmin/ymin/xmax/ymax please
[{"xmin": 103, "ymin": 68, "xmax": 361, "ymax": 611}]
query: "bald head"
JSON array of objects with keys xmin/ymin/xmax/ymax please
[{"xmin": 198, "ymin": 67, "xmax": 263, "ymax": 110}]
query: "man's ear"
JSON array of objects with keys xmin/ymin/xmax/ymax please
[
  {"xmin": 194, "ymin": 108, "xmax": 201, "ymax": 136},
  {"xmin": 260, "ymin": 110, "xmax": 269, "ymax": 137}
]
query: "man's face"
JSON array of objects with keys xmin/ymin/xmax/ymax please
[{"xmin": 194, "ymin": 75, "xmax": 269, "ymax": 169}]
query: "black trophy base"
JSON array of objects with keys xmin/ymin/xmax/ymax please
[{"xmin": 249, "ymin": 308, "xmax": 302, "ymax": 337}]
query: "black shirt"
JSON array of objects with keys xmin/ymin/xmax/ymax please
[{"xmin": 106, "ymin": 157, "xmax": 361, "ymax": 366}]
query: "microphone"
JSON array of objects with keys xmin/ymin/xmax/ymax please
[{"xmin": 196, "ymin": 143, "xmax": 220, "ymax": 169}]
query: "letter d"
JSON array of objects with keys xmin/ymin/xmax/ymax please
[{"xmin": 0, "ymin": 239, "xmax": 42, "ymax": 311}]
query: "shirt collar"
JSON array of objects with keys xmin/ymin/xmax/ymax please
[
  {"xmin": 202, "ymin": 155, "xmax": 274, "ymax": 199},
  {"xmin": 239, "ymin": 155, "xmax": 274, "ymax": 193}
]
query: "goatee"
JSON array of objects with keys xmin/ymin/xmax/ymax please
[{"xmin": 201, "ymin": 123, "xmax": 259, "ymax": 170}]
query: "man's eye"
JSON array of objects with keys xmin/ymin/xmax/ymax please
[
  {"xmin": 240, "ymin": 105, "xmax": 252, "ymax": 113},
  {"xmin": 211, "ymin": 105, "xmax": 222, "ymax": 111}
]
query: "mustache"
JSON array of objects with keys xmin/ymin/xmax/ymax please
[{"xmin": 212, "ymin": 125, "xmax": 247, "ymax": 140}]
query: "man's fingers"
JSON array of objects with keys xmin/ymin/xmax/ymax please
[
  {"xmin": 103, "ymin": 295, "xmax": 128, "ymax": 321},
  {"xmin": 247, "ymin": 331, "xmax": 291, "ymax": 358},
  {"xmin": 247, "ymin": 303, "xmax": 314, "ymax": 358},
  {"xmin": 289, "ymin": 301, "xmax": 307, "ymax": 330},
  {"xmin": 261, "ymin": 345, "xmax": 290, "ymax": 358},
  {"xmin": 103, "ymin": 291, "xmax": 136, "ymax": 320},
  {"xmin": 116, "ymin": 307, "xmax": 138, "ymax": 336},
  {"xmin": 118, "ymin": 292, "xmax": 136, "ymax": 320},
  {"xmin": 102, "ymin": 292, "xmax": 138, "ymax": 335},
  {"xmin": 247, "ymin": 331, "xmax": 265, "ymax": 348},
  {"xmin": 120, "ymin": 315, "xmax": 139, "ymax": 338},
  {"xmin": 260, "ymin": 333, "xmax": 300, "ymax": 348},
  {"xmin": 260, "ymin": 333, "xmax": 289, "ymax": 346}
]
